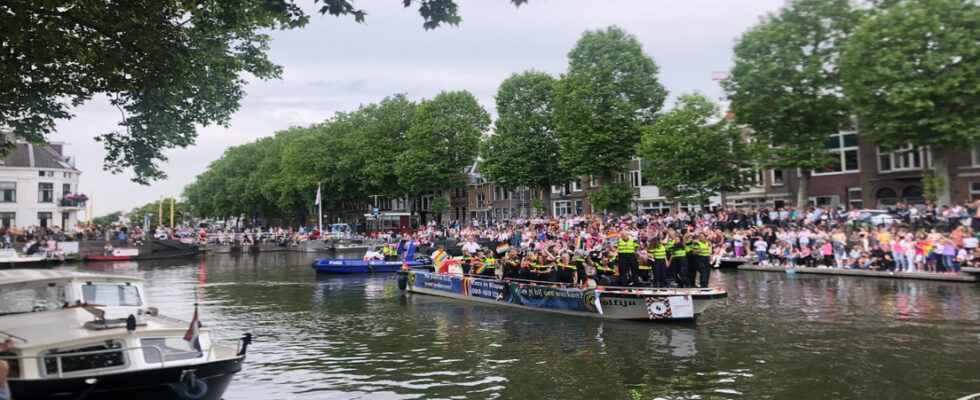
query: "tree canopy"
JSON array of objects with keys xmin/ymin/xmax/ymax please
[
  {"xmin": 480, "ymin": 71, "xmax": 565, "ymax": 190},
  {"xmin": 553, "ymin": 26, "xmax": 667, "ymax": 179},
  {"xmin": 638, "ymin": 94, "xmax": 757, "ymax": 204},
  {"xmin": 841, "ymin": 0, "xmax": 980, "ymax": 204},
  {"xmin": 0, "ymin": 0, "xmax": 527, "ymax": 184},
  {"xmin": 722, "ymin": 0, "xmax": 860, "ymax": 207}
]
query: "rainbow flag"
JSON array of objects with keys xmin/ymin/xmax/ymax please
[{"xmin": 496, "ymin": 243, "xmax": 510, "ymax": 254}]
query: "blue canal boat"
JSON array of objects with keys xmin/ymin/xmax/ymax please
[{"xmin": 311, "ymin": 258, "xmax": 429, "ymax": 274}]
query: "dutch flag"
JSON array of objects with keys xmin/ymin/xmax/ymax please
[{"xmin": 183, "ymin": 305, "xmax": 203, "ymax": 353}]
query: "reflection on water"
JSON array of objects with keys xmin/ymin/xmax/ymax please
[{"xmin": 64, "ymin": 253, "xmax": 980, "ymax": 400}]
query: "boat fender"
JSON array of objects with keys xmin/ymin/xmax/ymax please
[{"xmin": 171, "ymin": 371, "xmax": 208, "ymax": 400}]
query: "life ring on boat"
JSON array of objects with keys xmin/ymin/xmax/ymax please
[
  {"xmin": 649, "ymin": 301, "xmax": 669, "ymax": 317},
  {"xmin": 171, "ymin": 372, "xmax": 208, "ymax": 400}
]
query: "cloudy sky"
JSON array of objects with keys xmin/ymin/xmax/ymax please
[{"xmin": 52, "ymin": 0, "xmax": 785, "ymax": 217}]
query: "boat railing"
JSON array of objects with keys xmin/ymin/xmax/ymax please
[
  {"xmin": 433, "ymin": 272, "xmax": 718, "ymax": 294},
  {"xmin": 0, "ymin": 345, "xmax": 167, "ymax": 378}
]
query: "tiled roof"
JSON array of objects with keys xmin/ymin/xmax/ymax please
[{"xmin": 0, "ymin": 143, "xmax": 77, "ymax": 170}]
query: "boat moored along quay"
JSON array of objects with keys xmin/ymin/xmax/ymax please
[{"xmin": 397, "ymin": 269, "xmax": 727, "ymax": 321}]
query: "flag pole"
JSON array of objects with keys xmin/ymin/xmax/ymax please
[
  {"xmin": 317, "ymin": 182, "xmax": 323, "ymax": 233},
  {"xmin": 170, "ymin": 197, "xmax": 175, "ymax": 228}
]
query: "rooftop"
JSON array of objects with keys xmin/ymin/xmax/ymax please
[{"xmin": 0, "ymin": 142, "xmax": 78, "ymax": 171}]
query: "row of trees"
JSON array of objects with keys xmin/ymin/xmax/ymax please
[
  {"xmin": 182, "ymin": 26, "xmax": 758, "ymax": 222},
  {"xmin": 182, "ymin": 92, "xmax": 489, "ymax": 224},
  {"xmin": 724, "ymin": 0, "xmax": 979, "ymax": 206}
]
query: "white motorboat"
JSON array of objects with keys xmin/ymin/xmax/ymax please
[{"xmin": 0, "ymin": 269, "xmax": 251, "ymax": 400}]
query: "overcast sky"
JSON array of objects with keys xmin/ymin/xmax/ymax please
[{"xmin": 52, "ymin": 0, "xmax": 785, "ymax": 217}]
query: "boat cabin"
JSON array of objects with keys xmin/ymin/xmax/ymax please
[
  {"xmin": 0, "ymin": 269, "xmax": 147, "ymax": 320},
  {"xmin": 0, "ymin": 308, "xmax": 220, "ymax": 380}
]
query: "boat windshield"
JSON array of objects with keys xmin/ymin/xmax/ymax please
[
  {"xmin": 0, "ymin": 284, "xmax": 68, "ymax": 315},
  {"xmin": 81, "ymin": 283, "xmax": 142, "ymax": 307}
]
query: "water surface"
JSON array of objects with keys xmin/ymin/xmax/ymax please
[{"xmin": 72, "ymin": 253, "xmax": 980, "ymax": 399}]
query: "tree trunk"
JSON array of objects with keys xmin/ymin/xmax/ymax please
[
  {"xmin": 931, "ymin": 147, "xmax": 952, "ymax": 206},
  {"xmin": 796, "ymin": 168, "xmax": 810, "ymax": 208}
]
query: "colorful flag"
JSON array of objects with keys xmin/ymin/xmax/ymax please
[
  {"xmin": 496, "ymin": 243, "xmax": 510, "ymax": 254},
  {"xmin": 183, "ymin": 305, "xmax": 202, "ymax": 353},
  {"xmin": 314, "ymin": 185, "xmax": 321, "ymax": 206}
]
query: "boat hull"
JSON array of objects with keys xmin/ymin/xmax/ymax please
[
  {"xmin": 312, "ymin": 259, "xmax": 427, "ymax": 274},
  {"xmin": 399, "ymin": 270, "xmax": 726, "ymax": 321},
  {"xmin": 8, "ymin": 356, "xmax": 244, "ymax": 400},
  {"xmin": 83, "ymin": 255, "xmax": 133, "ymax": 261}
]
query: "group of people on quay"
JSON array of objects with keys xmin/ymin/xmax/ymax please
[{"xmin": 374, "ymin": 201, "xmax": 980, "ymax": 288}]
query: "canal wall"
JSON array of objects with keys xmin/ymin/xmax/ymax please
[{"xmin": 738, "ymin": 264, "xmax": 978, "ymax": 283}]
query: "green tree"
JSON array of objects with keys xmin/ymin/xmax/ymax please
[
  {"xmin": 128, "ymin": 197, "xmax": 190, "ymax": 228},
  {"xmin": 553, "ymin": 26, "xmax": 667, "ymax": 180},
  {"xmin": 396, "ymin": 90, "xmax": 490, "ymax": 198},
  {"xmin": 841, "ymin": 0, "xmax": 980, "ymax": 205},
  {"xmin": 349, "ymin": 95, "xmax": 417, "ymax": 198},
  {"xmin": 91, "ymin": 211, "xmax": 123, "ymax": 227},
  {"xmin": 481, "ymin": 71, "xmax": 565, "ymax": 216},
  {"xmin": 638, "ymin": 94, "xmax": 757, "ymax": 205},
  {"xmin": 723, "ymin": 0, "xmax": 860, "ymax": 207},
  {"xmin": 0, "ymin": 0, "xmax": 527, "ymax": 184},
  {"xmin": 588, "ymin": 184, "xmax": 634, "ymax": 214}
]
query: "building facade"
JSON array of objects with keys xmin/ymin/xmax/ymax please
[{"xmin": 0, "ymin": 142, "xmax": 83, "ymax": 230}]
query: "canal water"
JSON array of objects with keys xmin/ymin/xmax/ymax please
[{"xmin": 70, "ymin": 253, "xmax": 980, "ymax": 399}]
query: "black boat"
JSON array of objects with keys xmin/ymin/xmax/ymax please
[{"xmin": 0, "ymin": 269, "xmax": 251, "ymax": 400}]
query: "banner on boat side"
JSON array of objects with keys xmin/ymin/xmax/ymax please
[
  {"xmin": 411, "ymin": 272, "xmax": 589, "ymax": 311},
  {"xmin": 504, "ymin": 282, "xmax": 589, "ymax": 312}
]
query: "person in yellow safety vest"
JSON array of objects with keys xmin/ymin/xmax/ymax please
[
  {"xmin": 384, "ymin": 243, "xmax": 398, "ymax": 261},
  {"xmin": 479, "ymin": 254, "xmax": 497, "ymax": 277},
  {"xmin": 671, "ymin": 237, "xmax": 691, "ymax": 288},
  {"xmin": 529, "ymin": 252, "xmax": 553, "ymax": 282},
  {"xmin": 686, "ymin": 237, "xmax": 700, "ymax": 288},
  {"xmin": 616, "ymin": 231, "xmax": 639, "ymax": 286},
  {"xmin": 693, "ymin": 235, "xmax": 712, "ymax": 288},
  {"xmin": 591, "ymin": 253, "xmax": 616, "ymax": 286},
  {"xmin": 555, "ymin": 253, "xmax": 577, "ymax": 285},
  {"xmin": 649, "ymin": 237, "xmax": 669, "ymax": 288}
]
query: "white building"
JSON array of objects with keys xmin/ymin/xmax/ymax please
[{"xmin": 0, "ymin": 142, "xmax": 83, "ymax": 230}]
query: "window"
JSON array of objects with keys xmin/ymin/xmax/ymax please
[
  {"xmin": 0, "ymin": 284, "xmax": 66, "ymax": 315},
  {"xmin": 61, "ymin": 212, "xmax": 70, "ymax": 229},
  {"xmin": 771, "ymin": 170, "xmax": 784, "ymax": 186},
  {"xmin": 43, "ymin": 340, "xmax": 127, "ymax": 376},
  {"xmin": 0, "ymin": 182, "xmax": 15, "ymax": 202},
  {"xmin": 553, "ymin": 201, "xmax": 572, "ymax": 216},
  {"xmin": 575, "ymin": 199, "xmax": 584, "ymax": 215},
  {"xmin": 971, "ymin": 182, "xmax": 980, "ymax": 201},
  {"xmin": 973, "ymin": 145, "xmax": 980, "ymax": 166},
  {"xmin": 0, "ymin": 212, "xmax": 14, "ymax": 229},
  {"xmin": 81, "ymin": 283, "xmax": 143, "ymax": 307},
  {"xmin": 590, "ymin": 175, "xmax": 598, "ymax": 187},
  {"xmin": 551, "ymin": 185, "xmax": 562, "ymax": 195},
  {"xmin": 875, "ymin": 188, "xmax": 898, "ymax": 208},
  {"xmin": 814, "ymin": 132, "xmax": 859, "ymax": 175},
  {"xmin": 808, "ymin": 195, "xmax": 839, "ymax": 207},
  {"xmin": 37, "ymin": 212, "xmax": 51, "ymax": 228},
  {"xmin": 571, "ymin": 179, "xmax": 582, "ymax": 192},
  {"xmin": 38, "ymin": 170, "xmax": 45, "ymax": 177},
  {"xmin": 62, "ymin": 183, "xmax": 71, "ymax": 197},
  {"xmin": 902, "ymin": 186, "xmax": 924, "ymax": 205},
  {"xmin": 629, "ymin": 170, "xmax": 641, "ymax": 187},
  {"xmin": 848, "ymin": 187, "xmax": 863, "ymax": 210},
  {"xmin": 38, "ymin": 183, "xmax": 53, "ymax": 203},
  {"xmin": 878, "ymin": 144, "xmax": 926, "ymax": 172},
  {"xmin": 748, "ymin": 170, "xmax": 764, "ymax": 187},
  {"xmin": 141, "ymin": 337, "xmax": 204, "ymax": 364}
]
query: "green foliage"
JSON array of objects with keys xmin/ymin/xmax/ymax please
[
  {"xmin": 396, "ymin": 90, "xmax": 490, "ymax": 194},
  {"xmin": 841, "ymin": 0, "xmax": 979, "ymax": 149},
  {"xmin": 481, "ymin": 71, "xmax": 565, "ymax": 191},
  {"xmin": 723, "ymin": 0, "xmax": 860, "ymax": 205},
  {"xmin": 91, "ymin": 211, "xmax": 123, "ymax": 227},
  {"xmin": 553, "ymin": 26, "xmax": 667, "ymax": 178},
  {"xmin": 588, "ymin": 183, "xmax": 634, "ymax": 214},
  {"xmin": 638, "ymin": 94, "xmax": 757, "ymax": 204},
  {"xmin": 128, "ymin": 198, "xmax": 190, "ymax": 227},
  {"xmin": 531, "ymin": 198, "xmax": 546, "ymax": 215},
  {"xmin": 430, "ymin": 196, "xmax": 449, "ymax": 216},
  {"xmin": 0, "ymin": 0, "xmax": 527, "ymax": 184},
  {"xmin": 923, "ymin": 171, "xmax": 944, "ymax": 204}
]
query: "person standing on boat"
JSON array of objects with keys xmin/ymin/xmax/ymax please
[
  {"xmin": 616, "ymin": 230, "xmax": 639, "ymax": 286},
  {"xmin": 693, "ymin": 234, "xmax": 712, "ymax": 288},
  {"xmin": 670, "ymin": 236, "xmax": 691, "ymax": 288},
  {"xmin": 649, "ymin": 236, "xmax": 669, "ymax": 288}
]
